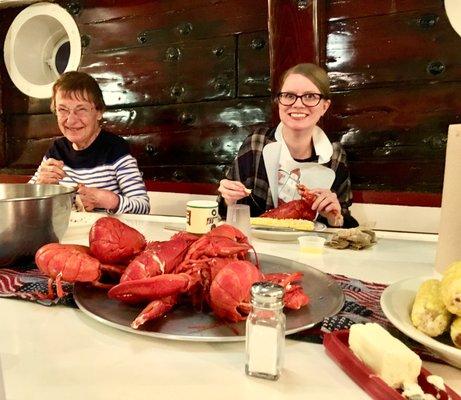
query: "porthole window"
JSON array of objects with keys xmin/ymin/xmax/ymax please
[
  {"xmin": 54, "ymin": 39, "xmax": 71, "ymax": 75},
  {"xmin": 3, "ymin": 2, "xmax": 81, "ymax": 99}
]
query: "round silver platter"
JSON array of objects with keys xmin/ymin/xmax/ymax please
[{"xmin": 74, "ymin": 253, "xmax": 344, "ymax": 342}]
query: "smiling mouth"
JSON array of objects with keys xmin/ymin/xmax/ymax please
[{"xmin": 288, "ymin": 112, "xmax": 308, "ymax": 118}]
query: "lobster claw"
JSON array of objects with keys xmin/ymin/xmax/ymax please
[
  {"xmin": 108, "ymin": 273, "xmax": 199, "ymax": 304},
  {"xmin": 89, "ymin": 217, "xmax": 147, "ymax": 264}
]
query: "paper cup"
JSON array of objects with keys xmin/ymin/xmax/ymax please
[{"xmin": 186, "ymin": 200, "xmax": 219, "ymax": 234}]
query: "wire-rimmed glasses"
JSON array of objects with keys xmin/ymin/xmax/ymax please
[
  {"xmin": 55, "ymin": 106, "xmax": 95, "ymax": 119},
  {"xmin": 277, "ymin": 92, "xmax": 324, "ymax": 107}
]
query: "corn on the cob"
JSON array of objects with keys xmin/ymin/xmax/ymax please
[
  {"xmin": 450, "ymin": 316, "xmax": 461, "ymax": 348},
  {"xmin": 441, "ymin": 261, "xmax": 461, "ymax": 316},
  {"xmin": 411, "ymin": 279, "xmax": 452, "ymax": 337},
  {"xmin": 250, "ymin": 217, "xmax": 314, "ymax": 231}
]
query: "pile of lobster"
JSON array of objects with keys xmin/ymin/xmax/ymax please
[{"xmin": 35, "ymin": 217, "xmax": 309, "ymax": 329}]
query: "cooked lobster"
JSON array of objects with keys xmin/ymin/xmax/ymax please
[
  {"xmin": 35, "ymin": 217, "xmax": 147, "ymax": 298},
  {"xmin": 35, "ymin": 243, "xmax": 119, "ymax": 298},
  {"xmin": 35, "ymin": 218, "xmax": 310, "ymax": 328},
  {"xmin": 260, "ymin": 183, "xmax": 317, "ymax": 220}
]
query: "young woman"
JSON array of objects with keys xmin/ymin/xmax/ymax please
[
  {"xmin": 218, "ymin": 63, "xmax": 357, "ymax": 228},
  {"xmin": 29, "ymin": 71, "xmax": 150, "ymax": 214}
]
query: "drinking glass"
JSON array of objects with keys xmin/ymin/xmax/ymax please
[{"xmin": 226, "ymin": 204, "xmax": 252, "ymax": 239}]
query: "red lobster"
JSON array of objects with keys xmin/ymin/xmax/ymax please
[
  {"xmin": 260, "ymin": 183, "xmax": 317, "ymax": 220},
  {"xmin": 108, "ymin": 224, "xmax": 257, "ymax": 328},
  {"xmin": 35, "ymin": 244, "xmax": 119, "ymax": 298},
  {"xmin": 109, "ymin": 224, "xmax": 309, "ymax": 328},
  {"xmin": 35, "ymin": 217, "xmax": 147, "ymax": 298}
]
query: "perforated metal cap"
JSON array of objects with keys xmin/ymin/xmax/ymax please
[{"xmin": 250, "ymin": 282, "xmax": 284, "ymax": 309}]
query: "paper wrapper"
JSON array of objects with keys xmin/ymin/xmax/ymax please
[{"xmin": 435, "ymin": 125, "xmax": 461, "ymax": 273}]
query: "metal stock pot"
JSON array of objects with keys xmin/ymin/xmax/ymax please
[{"xmin": 0, "ymin": 183, "xmax": 75, "ymax": 267}]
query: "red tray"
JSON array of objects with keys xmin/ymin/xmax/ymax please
[{"xmin": 323, "ymin": 329, "xmax": 460, "ymax": 400}]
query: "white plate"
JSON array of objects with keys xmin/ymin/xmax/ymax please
[
  {"xmin": 381, "ymin": 276, "xmax": 461, "ymax": 369},
  {"xmin": 251, "ymin": 221, "xmax": 326, "ymax": 242}
]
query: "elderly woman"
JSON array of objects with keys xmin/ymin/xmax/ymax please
[
  {"xmin": 29, "ymin": 71, "xmax": 150, "ymax": 214},
  {"xmin": 218, "ymin": 63, "xmax": 357, "ymax": 228}
]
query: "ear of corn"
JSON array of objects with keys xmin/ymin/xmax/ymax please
[
  {"xmin": 250, "ymin": 217, "xmax": 314, "ymax": 231},
  {"xmin": 411, "ymin": 279, "xmax": 452, "ymax": 337},
  {"xmin": 441, "ymin": 261, "xmax": 461, "ymax": 316},
  {"xmin": 450, "ymin": 316, "xmax": 461, "ymax": 348}
]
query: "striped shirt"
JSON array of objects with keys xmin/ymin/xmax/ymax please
[{"xmin": 29, "ymin": 131, "xmax": 150, "ymax": 215}]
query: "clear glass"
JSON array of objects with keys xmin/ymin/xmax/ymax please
[
  {"xmin": 245, "ymin": 305, "xmax": 286, "ymax": 380},
  {"xmin": 226, "ymin": 204, "xmax": 251, "ymax": 239}
]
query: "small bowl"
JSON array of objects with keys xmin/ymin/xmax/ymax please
[{"xmin": 298, "ymin": 235, "xmax": 326, "ymax": 254}]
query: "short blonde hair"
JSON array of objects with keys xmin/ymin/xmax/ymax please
[{"xmin": 279, "ymin": 63, "xmax": 331, "ymax": 99}]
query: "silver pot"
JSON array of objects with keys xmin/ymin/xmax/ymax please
[{"xmin": 0, "ymin": 183, "xmax": 75, "ymax": 267}]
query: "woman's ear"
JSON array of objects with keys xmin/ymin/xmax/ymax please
[{"xmin": 321, "ymin": 99, "xmax": 331, "ymax": 115}]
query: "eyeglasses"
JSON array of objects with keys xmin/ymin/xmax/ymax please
[
  {"xmin": 55, "ymin": 106, "xmax": 94, "ymax": 119},
  {"xmin": 277, "ymin": 92, "xmax": 324, "ymax": 107}
]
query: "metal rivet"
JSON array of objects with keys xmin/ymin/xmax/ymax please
[
  {"xmin": 65, "ymin": 1, "xmax": 81, "ymax": 16},
  {"xmin": 173, "ymin": 171, "xmax": 184, "ymax": 181},
  {"xmin": 213, "ymin": 77, "xmax": 229, "ymax": 92},
  {"xmin": 212, "ymin": 47, "xmax": 224, "ymax": 57},
  {"xmin": 165, "ymin": 47, "xmax": 181, "ymax": 61},
  {"xmin": 297, "ymin": 0, "xmax": 309, "ymax": 10},
  {"xmin": 178, "ymin": 112, "xmax": 195, "ymax": 124},
  {"xmin": 426, "ymin": 61, "xmax": 445, "ymax": 76},
  {"xmin": 418, "ymin": 14, "xmax": 439, "ymax": 29},
  {"xmin": 145, "ymin": 144, "xmax": 157, "ymax": 156},
  {"xmin": 250, "ymin": 38, "xmax": 265, "ymax": 50},
  {"xmin": 170, "ymin": 84, "xmax": 185, "ymax": 98},
  {"xmin": 177, "ymin": 22, "xmax": 193, "ymax": 36},
  {"xmin": 137, "ymin": 32, "xmax": 148, "ymax": 44}
]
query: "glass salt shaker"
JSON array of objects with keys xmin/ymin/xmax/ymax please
[{"xmin": 245, "ymin": 282, "xmax": 286, "ymax": 381}]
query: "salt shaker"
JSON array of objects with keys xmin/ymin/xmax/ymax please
[{"xmin": 245, "ymin": 282, "xmax": 286, "ymax": 380}]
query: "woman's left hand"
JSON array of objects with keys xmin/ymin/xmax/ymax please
[
  {"xmin": 310, "ymin": 188, "xmax": 343, "ymax": 227},
  {"xmin": 77, "ymin": 185, "xmax": 119, "ymax": 212}
]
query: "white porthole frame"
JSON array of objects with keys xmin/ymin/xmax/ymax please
[{"xmin": 3, "ymin": 2, "xmax": 81, "ymax": 98}]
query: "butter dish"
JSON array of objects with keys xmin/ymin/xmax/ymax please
[{"xmin": 323, "ymin": 329, "xmax": 460, "ymax": 400}]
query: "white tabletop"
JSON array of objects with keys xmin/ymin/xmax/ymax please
[{"xmin": 0, "ymin": 212, "xmax": 460, "ymax": 400}]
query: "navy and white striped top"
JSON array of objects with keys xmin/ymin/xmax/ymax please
[{"xmin": 29, "ymin": 131, "xmax": 150, "ymax": 215}]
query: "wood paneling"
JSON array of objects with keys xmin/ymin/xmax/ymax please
[
  {"xmin": 6, "ymin": 99, "xmax": 271, "ymax": 177},
  {"xmin": 1, "ymin": 0, "xmax": 268, "ymax": 114},
  {"xmin": 327, "ymin": 0, "xmax": 442, "ymax": 20},
  {"xmin": 327, "ymin": 5, "xmax": 461, "ymax": 89},
  {"xmin": 238, "ymin": 31, "xmax": 270, "ymax": 97},
  {"xmin": 1, "ymin": 0, "xmax": 461, "ymax": 207}
]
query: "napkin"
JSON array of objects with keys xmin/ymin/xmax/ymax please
[
  {"xmin": 325, "ymin": 228, "xmax": 377, "ymax": 250},
  {"xmin": 0, "ymin": 262, "xmax": 76, "ymax": 307}
]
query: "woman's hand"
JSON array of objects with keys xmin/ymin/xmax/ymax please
[
  {"xmin": 218, "ymin": 179, "xmax": 250, "ymax": 206},
  {"xmin": 310, "ymin": 188, "xmax": 344, "ymax": 227},
  {"xmin": 36, "ymin": 158, "xmax": 66, "ymax": 184},
  {"xmin": 77, "ymin": 185, "xmax": 120, "ymax": 212}
]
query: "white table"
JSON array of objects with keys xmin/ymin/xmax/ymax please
[{"xmin": 0, "ymin": 213, "xmax": 460, "ymax": 400}]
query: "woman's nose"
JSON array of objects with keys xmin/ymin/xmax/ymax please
[{"xmin": 66, "ymin": 110, "xmax": 80, "ymax": 123}]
